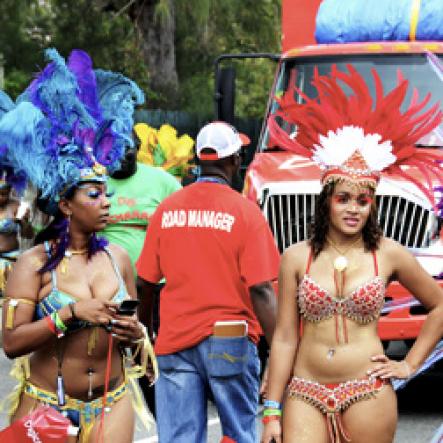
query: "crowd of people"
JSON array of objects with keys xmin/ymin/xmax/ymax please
[{"xmin": 0, "ymin": 48, "xmax": 441, "ymax": 443}]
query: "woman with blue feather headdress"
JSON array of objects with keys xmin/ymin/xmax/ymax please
[
  {"xmin": 0, "ymin": 48, "xmax": 157, "ymax": 442},
  {"xmin": 0, "ymin": 91, "xmax": 33, "ymax": 297}
]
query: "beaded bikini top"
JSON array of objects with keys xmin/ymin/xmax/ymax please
[{"xmin": 298, "ymin": 250, "xmax": 385, "ymax": 326}]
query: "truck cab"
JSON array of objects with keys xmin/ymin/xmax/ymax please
[{"xmin": 243, "ymin": 41, "xmax": 443, "ymax": 344}]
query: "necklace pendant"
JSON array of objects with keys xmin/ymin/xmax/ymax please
[{"xmin": 333, "ymin": 256, "xmax": 348, "ymax": 272}]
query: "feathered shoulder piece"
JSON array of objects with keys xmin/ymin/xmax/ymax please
[
  {"xmin": 268, "ymin": 65, "xmax": 443, "ymax": 205},
  {"xmin": 0, "ymin": 48, "xmax": 144, "ymax": 214}
]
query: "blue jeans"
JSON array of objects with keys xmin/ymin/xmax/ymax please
[{"xmin": 155, "ymin": 336, "xmax": 260, "ymax": 443}]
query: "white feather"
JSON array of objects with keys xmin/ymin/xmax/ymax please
[{"xmin": 312, "ymin": 125, "xmax": 396, "ymax": 171}]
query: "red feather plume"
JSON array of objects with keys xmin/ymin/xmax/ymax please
[{"xmin": 268, "ymin": 65, "xmax": 443, "ymax": 207}]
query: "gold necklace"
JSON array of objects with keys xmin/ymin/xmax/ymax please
[
  {"xmin": 326, "ymin": 236, "xmax": 362, "ymax": 272},
  {"xmin": 59, "ymin": 248, "xmax": 88, "ymax": 274},
  {"xmin": 65, "ymin": 248, "xmax": 88, "ymax": 257}
]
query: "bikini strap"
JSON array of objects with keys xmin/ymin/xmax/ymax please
[
  {"xmin": 305, "ymin": 248, "xmax": 314, "ymax": 274},
  {"xmin": 44, "ymin": 241, "xmax": 58, "ymax": 289},
  {"xmin": 372, "ymin": 250, "xmax": 378, "ymax": 276},
  {"xmin": 104, "ymin": 247, "xmax": 125, "ymax": 288}
]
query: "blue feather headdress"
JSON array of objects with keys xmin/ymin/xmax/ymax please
[
  {"xmin": 0, "ymin": 90, "xmax": 27, "ymax": 192},
  {"xmin": 0, "ymin": 48, "xmax": 144, "ymax": 214}
]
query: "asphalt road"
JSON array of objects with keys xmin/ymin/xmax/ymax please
[{"xmin": 0, "ymin": 339, "xmax": 441, "ymax": 442}]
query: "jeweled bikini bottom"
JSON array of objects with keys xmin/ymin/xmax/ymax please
[{"xmin": 287, "ymin": 375, "xmax": 387, "ymax": 443}]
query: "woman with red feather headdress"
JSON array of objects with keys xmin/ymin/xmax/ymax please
[{"xmin": 261, "ymin": 66, "xmax": 443, "ymax": 443}]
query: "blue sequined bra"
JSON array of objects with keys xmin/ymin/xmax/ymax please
[
  {"xmin": 0, "ymin": 217, "xmax": 20, "ymax": 234},
  {"xmin": 35, "ymin": 241, "xmax": 129, "ymax": 332}
]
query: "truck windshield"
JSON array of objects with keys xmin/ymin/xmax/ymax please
[{"xmin": 261, "ymin": 53, "xmax": 443, "ymax": 150}]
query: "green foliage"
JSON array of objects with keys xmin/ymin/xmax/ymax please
[
  {"xmin": 48, "ymin": 0, "xmax": 150, "ymax": 96},
  {"xmin": 0, "ymin": 0, "xmax": 51, "ymax": 96},
  {"xmin": 175, "ymin": 0, "xmax": 281, "ymax": 117},
  {"xmin": 3, "ymin": 69, "xmax": 30, "ymax": 98},
  {"xmin": 0, "ymin": 0, "xmax": 150, "ymax": 99},
  {"xmin": 0, "ymin": 0, "xmax": 281, "ymax": 117}
]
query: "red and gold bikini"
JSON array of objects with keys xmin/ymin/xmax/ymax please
[
  {"xmin": 288, "ymin": 249, "xmax": 387, "ymax": 443},
  {"xmin": 298, "ymin": 249, "xmax": 385, "ymax": 343}
]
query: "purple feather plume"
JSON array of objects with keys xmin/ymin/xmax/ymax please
[{"xmin": 67, "ymin": 50, "xmax": 103, "ymax": 122}]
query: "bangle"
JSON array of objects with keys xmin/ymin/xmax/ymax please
[
  {"xmin": 54, "ymin": 312, "xmax": 68, "ymax": 332},
  {"xmin": 45, "ymin": 315, "xmax": 57, "ymax": 335},
  {"xmin": 262, "ymin": 415, "xmax": 281, "ymax": 425},
  {"xmin": 263, "ymin": 408, "xmax": 282, "ymax": 417},
  {"xmin": 263, "ymin": 400, "xmax": 281, "ymax": 410},
  {"xmin": 51, "ymin": 312, "xmax": 67, "ymax": 338},
  {"xmin": 68, "ymin": 303, "xmax": 77, "ymax": 320}
]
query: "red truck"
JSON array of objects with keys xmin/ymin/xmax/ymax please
[{"xmin": 219, "ymin": 0, "xmax": 443, "ymax": 348}]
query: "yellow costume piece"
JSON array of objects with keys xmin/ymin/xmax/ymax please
[
  {"xmin": 4, "ymin": 298, "xmax": 36, "ymax": 329},
  {"xmin": 135, "ymin": 122, "xmax": 195, "ymax": 179}
]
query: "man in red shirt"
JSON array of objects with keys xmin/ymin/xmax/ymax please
[{"xmin": 137, "ymin": 121, "xmax": 280, "ymax": 443}]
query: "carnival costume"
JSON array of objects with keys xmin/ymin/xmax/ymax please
[
  {"xmin": 0, "ymin": 48, "xmax": 158, "ymax": 442},
  {"xmin": 267, "ymin": 65, "xmax": 443, "ymax": 442}
]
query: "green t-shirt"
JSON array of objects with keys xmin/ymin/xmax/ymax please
[{"xmin": 101, "ymin": 162, "xmax": 181, "ymax": 271}]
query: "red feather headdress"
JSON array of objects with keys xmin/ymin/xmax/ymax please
[{"xmin": 268, "ymin": 65, "xmax": 443, "ymax": 206}]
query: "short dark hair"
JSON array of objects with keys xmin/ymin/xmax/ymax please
[{"xmin": 309, "ymin": 181, "xmax": 382, "ymax": 257}]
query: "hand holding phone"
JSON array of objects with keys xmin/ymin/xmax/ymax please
[{"xmin": 116, "ymin": 299, "xmax": 140, "ymax": 316}]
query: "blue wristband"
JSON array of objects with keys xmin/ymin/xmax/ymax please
[{"xmin": 263, "ymin": 399, "xmax": 281, "ymax": 410}]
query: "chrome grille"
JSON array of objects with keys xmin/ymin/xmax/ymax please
[{"xmin": 263, "ymin": 193, "xmax": 438, "ymax": 253}]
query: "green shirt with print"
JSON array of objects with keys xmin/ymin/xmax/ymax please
[{"xmin": 101, "ymin": 162, "xmax": 181, "ymax": 272}]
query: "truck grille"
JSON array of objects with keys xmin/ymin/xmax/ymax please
[{"xmin": 263, "ymin": 193, "xmax": 438, "ymax": 253}]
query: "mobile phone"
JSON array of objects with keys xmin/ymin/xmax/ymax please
[{"xmin": 116, "ymin": 299, "xmax": 140, "ymax": 316}]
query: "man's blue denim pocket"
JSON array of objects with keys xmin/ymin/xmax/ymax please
[{"xmin": 207, "ymin": 336, "xmax": 248, "ymax": 377}]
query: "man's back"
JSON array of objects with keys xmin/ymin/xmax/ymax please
[{"xmin": 137, "ymin": 180, "xmax": 279, "ymax": 354}]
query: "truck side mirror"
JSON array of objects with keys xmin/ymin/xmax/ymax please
[{"xmin": 214, "ymin": 66, "xmax": 236, "ymax": 125}]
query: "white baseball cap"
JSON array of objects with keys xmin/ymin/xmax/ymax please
[{"xmin": 196, "ymin": 121, "xmax": 250, "ymax": 160}]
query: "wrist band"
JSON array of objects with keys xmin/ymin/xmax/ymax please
[
  {"xmin": 68, "ymin": 303, "xmax": 77, "ymax": 320},
  {"xmin": 263, "ymin": 408, "xmax": 282, "ymax": 417},
  {"xmin": 262, "ymin": 415, "xmax": 281, "ymax": 425},
  {"xmin": 51, "ymin": 312, "xmax": 67, "ymax": 337},
  {"xmin": 263, "ymin": 400, "xmax": 281, "ymax": 410},
  {"xmin": 54, "ymin": 312, "xmax": 68, "ymax": 332},
  {"xmin": 45, "ymin": 315, "xmax": 57, "ymax": 335}
]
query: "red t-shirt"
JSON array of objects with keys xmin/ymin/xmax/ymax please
[{"xmin": 136, "ymin": 181, "xmax": 280, "ymax": 355}]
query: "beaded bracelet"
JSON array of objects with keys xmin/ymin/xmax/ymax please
[{"xmin": 263, "ymin": 400, "xmax": 281, "ymax": 410}]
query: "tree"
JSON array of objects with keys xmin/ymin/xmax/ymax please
[
  {"xmin": 127, "ymin": 0, "xmax": 179, "ymax": 105},
  {"xmin": 1, "ymin": 0, "xmax": 281, "ymax": 117},
  {"xmin": 0, "ymin": 0, "xmax": 51, "ymax": 96},
  {"xmin": 94, "ymin": 0, "xmax": 281, "ymax": 114},
  {"xmin": 175, "ymin": 0, "xmax": 281, "ymax": 116}
]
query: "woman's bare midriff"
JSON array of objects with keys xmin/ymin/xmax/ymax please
[
  {"xmin": 28, "ymin": 326, "xmax": 125, "ymax": 401},
  {"xmin": 293, "ymin": 319, "xmax": 384, "ymax": 383}
]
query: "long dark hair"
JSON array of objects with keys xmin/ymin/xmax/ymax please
[
  {"xmin": 34, "ymin": 187, "xmax": 108, "ymax": 274},
  {"xmin": 309, "ymin": 182, "xmax": 382, "ymax": 258}
]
